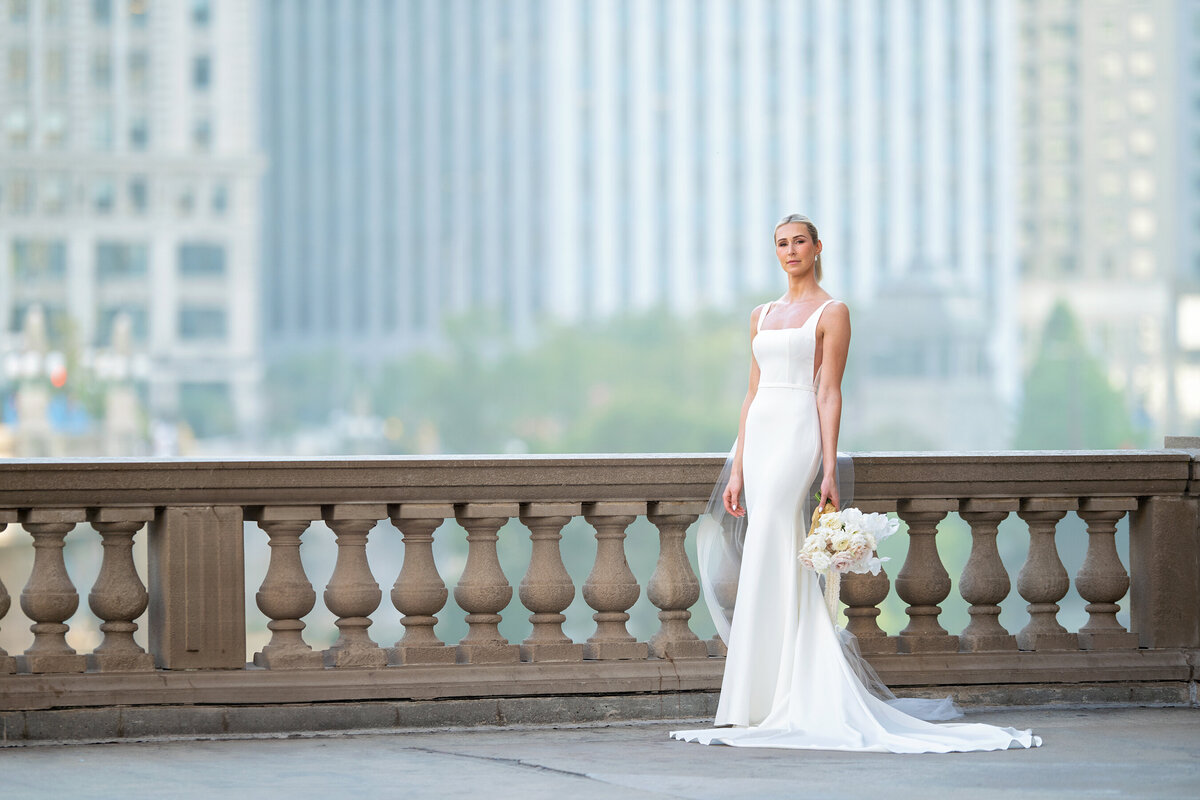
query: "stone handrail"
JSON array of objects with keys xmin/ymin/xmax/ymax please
[{"xmin": 0, "ymin": 446, "xmax": 1198, "ymax": 739}]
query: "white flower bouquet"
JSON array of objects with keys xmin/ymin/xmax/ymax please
[{"xmin": 799, "ymin": 500, "xmax": 899, "ymax": 623}]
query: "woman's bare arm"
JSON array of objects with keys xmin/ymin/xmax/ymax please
[
  {"xmin": 815, "ymin": 302, "xmax": 851, "ymax": 508},
  {"xmin": 724, "ymin": 305, "xmax": 765, "ymax": 516}
]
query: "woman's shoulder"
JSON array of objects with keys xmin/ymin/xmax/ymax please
[{"xmin": 819, "ymin": 298, "xmax": 851, "ymax": 328}]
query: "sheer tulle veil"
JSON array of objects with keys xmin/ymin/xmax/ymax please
[{"xmin": 696, "ymin": 445, "xmax": 961, "ymax": 720}]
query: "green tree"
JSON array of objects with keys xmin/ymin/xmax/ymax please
[{"xmin": 1014, "ymin": 301, "xmax": 1140, "ymax": 449}]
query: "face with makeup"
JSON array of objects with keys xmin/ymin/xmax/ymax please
[{"xmin": 775, "ymin": 221, "xmax": 822, "ymax": 281}]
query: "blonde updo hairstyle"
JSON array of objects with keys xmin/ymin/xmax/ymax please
[{"xmin": 774, "ymin": 213, "xmax": 822, "ymax": 282}]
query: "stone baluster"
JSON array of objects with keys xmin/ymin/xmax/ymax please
[
  {"xmin": 1016, "ymin": 498, "xmax": 1079, "ymax": 650},
  {"xmin": 16, "ymin": 509, "xmax": 87, "ymax": 673},
  {"xmin": 646, "ymin": 502, "xmax": 709, "ymax": 659},
  {"xmin": 517, "ymin": 503, "xmax": 584, "ymax": 662},
  {"xmin": 840, "ymin": 501, "xmax": 898, "ymax": 654},
  {"xmin": 841, "ymin": 568, "xmax": 898, "ymax": 654},
  {"xmin": 894, "ymin": 499, "xmax": 959, "ymax": 652},
  {"xmin": 387, "ymin": 503, "xmax": 456, "ymax": 665},
  {"xmin": 1076, "ymin": 497, "xmax": 1140, "ymax": 650},
  {"xmin": 454, "ymin": 503, "xmax": 521, "ymax": 663},
  {"xmin": 86, "ymin": 508, "xmax": 155, "ymax": 672},
  {"xmin": 321, "ymin": 504, "xmax": 387, "ymax": 668},
  {"xmin": 958, "ymin": 499, "xmax": 1019, "ymax": 652},
  {"xmin": 707, "ymin": 544, "xmax": 740, "ymax": 657},
  {"xmin": 249, "ymin": 506, "xmax": 324, "ymax": 669},
  {"xmin": 0, "ymin": 511, "xmax": 15, "ymax": 673},
  {"xmin": 581, "ymin": 502, "xmax": 649, "ymax": 660}
]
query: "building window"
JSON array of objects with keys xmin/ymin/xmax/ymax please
[
  {"xmin": 5, "ymin": 107, "xmax": 29, "ymax": 148},
  {"xmin": 129, "ymin": 112, "xmax": 149, "ymax": 150},
  {"xmin": 192, "ymin": 116, "xmax": 212, "ymax": 150},
  {"xmin": 179, "ymin": 242, "xmax": 225, "ymax": 276},
  {"xmin": 1129, "ymin": 129, "xmax": 1155, "ymax": 156},
  {"xmin": 176, "ymin": 184, "xmax": 195, "ymax": 215},
  {"xmin": 128, "ymin": 50, "xmax": 149, "ymax": 93},
  {"xmin": 192, "ymin": 55, "xmax": 211, "ymax": 91},
  {"xmin": 45, "ymin": 48, "xmax": 67, "ymax": 95},
  {"xmin": 6, "ymin": 173, "xmax": 33, "ymax": 213},
  {"xmin": 211, "ymin": 183, "xmax": 228, "ymax": 215},
  {"xmin": 191, "ymin": 0, "xmax": 211, "ymax": 26},
  {"xmin": 44, "ymin": 0, "xmax": 65, "ymax": 25},
  {"xmin": 91, "ymin": 0, "xmax": 111, "ymax": 25},
  {"xmin": 128, "ymin": 177, "xmax": 148, "ymax": 214},
  {"xmin": 179, "ymin": 307, "xmax": 227, "ymax": 340},
  {"xmin": 13, "ymin": 240, "xmax": 67, "ymax": 282},
  {"xmin": 7, "ymin": 46, "xmax": 29, "ymax": 93},
  {"xmin": 92, "ymin": 107, "xmax": 114, "ymax": 150},
  {"xmin": 92, "ymin": 48, "xmax": 113, "ymax": 91},
  {"xmin": 7, "ymin": 0, "xmax": 28, "ymax": 24},
  {"xmin": 41, "ymin": 174, "xmax": 67, "ymax": 214},
  {"xmin": 129, "ymin": 0, "xmax": 149, "ymax": 27},
  {"xmin": 93, "ymin": 176, "xmax": 115, "ymax": 214},
  {"xmin": 97, "ymin": 242, "xmax": 148, "ymax": 281}
]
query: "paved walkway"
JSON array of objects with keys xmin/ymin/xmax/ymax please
[{"xmin": 2, "ymin": 707, "xmax": 1197, "ymax": 799}]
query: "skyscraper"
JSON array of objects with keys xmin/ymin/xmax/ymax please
[
  {"xmin": 259, "ymin": 0, "xmax": 1017, "ymax": 448},
  {"xmin": 0, "ymin": 0, "xmax": 263, "ymax": 443},
  {"xmin": 1016, "ymin": 0, "xmax": 1196, "ymax": 439}
]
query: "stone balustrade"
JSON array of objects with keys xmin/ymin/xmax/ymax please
[{"xmin": 0, "ymin": 443, "xmax": 1197, "ymax": 739}]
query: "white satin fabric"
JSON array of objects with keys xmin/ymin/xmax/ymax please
[{"xmin": 671, "ymin": 299, "xmax": 1041, "ymax": 753}]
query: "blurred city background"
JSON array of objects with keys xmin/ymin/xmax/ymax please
[{"xmin": 1, "ymin": 0, "xmax": 1197, "ymax": 657}]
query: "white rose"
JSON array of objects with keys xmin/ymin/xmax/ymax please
[
  {"xmin": 809, "ymin": 551, "xmax": 832, "ymax": 573},
  {"xmin": 830, "ymin": 530, "xmax": 853, "ymax": 551}
]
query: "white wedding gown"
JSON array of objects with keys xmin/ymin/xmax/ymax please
[{"xmin": 671, "ymin": 299, "xmax": 1041, "ymax": 752}]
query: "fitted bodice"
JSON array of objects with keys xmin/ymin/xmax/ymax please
[{"xmin": 752, "ymin": 299, "xmax": 836, "ymax": 390}]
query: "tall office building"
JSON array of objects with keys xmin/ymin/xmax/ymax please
[
  {"xmin": 259, "ymin": 0, "xmax": 1016, "ymax": 448},
  {"xmin": 544, "ymin": 0, "xmax": 1018, "ymax": 449},
  {"xmin": 0, "ymin": 0, "xmax": 263, "ymax": 444},
  {"xmin": 259, "ymin": 0, "xmax": 550, "ymax": 360},
  {"xmin": 1016, "ymin": 0, "xmax": 1198, "ymax": 438},
  {"xmin": 1175, "ymin": 0, "xmax": 1200, "ymax": 434}
]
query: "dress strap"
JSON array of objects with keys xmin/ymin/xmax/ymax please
[
  {"xmin": 809, "ymin": 299, "xmax": 838, "ymax": 328},
  {"xmin": 757, "ymin": 301, "xmax": 772, "ymax": 332}
]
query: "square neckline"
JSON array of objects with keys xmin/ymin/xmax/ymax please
[{"xmin": 757, "ymin": 298, "xmax": 837, "ymax": 334}]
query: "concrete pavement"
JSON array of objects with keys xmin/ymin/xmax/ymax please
[{"xmin": 1, "ymin": 707, "xmax": 1197, "ymax": 799}]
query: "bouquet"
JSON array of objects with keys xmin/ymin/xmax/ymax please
[{"xmin": 799, "ymin": 500, "xmax": 899, "ymax": 624}]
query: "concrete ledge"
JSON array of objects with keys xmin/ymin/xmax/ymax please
[
  {"xmin": 1, "ymin": 650, "xmax": 1192, "ymax": 712},
  {"xmin": 1, "ymin": 683, "xmax": 1196, "ymax": 746}
]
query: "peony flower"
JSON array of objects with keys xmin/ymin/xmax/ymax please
[{"xmin": 809, "ymin": 550, "xmax": 832, "ymax": 572}]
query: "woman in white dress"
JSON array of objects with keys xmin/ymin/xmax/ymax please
[{"xmin": 670, "ymin": 214, "xmax": 1041, "ymax": 752}]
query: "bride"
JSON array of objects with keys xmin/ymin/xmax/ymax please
[{"xmin": 670, "ymin": 214, "xmax": 1041, "ymax": 752}]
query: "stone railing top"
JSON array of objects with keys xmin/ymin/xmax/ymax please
[{"xmin": 0, "ymin": 450, "xmax": 1191, "ymax": 508}]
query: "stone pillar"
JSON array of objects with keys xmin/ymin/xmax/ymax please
[
  {"xmin": 454, "ymin": 503, "xmax": 521, "ymax": 664},
  {"xmin": 1016, "ymin": 498, "xmax": 1079, "ymax": 651},
  {"xmin": 17, "ymin": 508, "xmax": 88, "ymax": 673},
  {"xmin": 646, "ymin": 502, "xmax": 709, "ymax": 660},
  {"xmin": 0, "ymin": 510, "xmax": 18, "ymax": 674},
  {"xmin": 148, "ymin": 506, "xmax": 246, "ymax": 669},
  {"xmin": 387, "ymin": 503, "xmax": 457, "ymax": 666},
  {"xmin": 958, "ymin": 499, "xmax": 1019, "ymax": 652},
  {"xmin": 581, "ymin": 502, "xmax": 649, "ymax": 660},
  {"xmin": 841, "ymin": 567, "xmax": 898, "ymax": 654},
  {"xmin": 87, "ymin": 507, "xmax": 155, "ymax": 672},
  {"xmin": 1077, "ymin": 497, "xmax": 1140, "ymax": 650},
  {"xmin": 518, "ymin": 503, "xmax": 584, "ymax": 662},
  {"xmin": 894, "ymin": 499, "xmax": 959, "ymax": 652},
  {"xmin": 1130, "ymin": 493, "xmax": 1200, "ymax": 649},
  {"xmin": 321, "ymin": 504, "xmax": 387, "ymax": 668},
  {"xmin": 249, "ymin": 506, "xmax": 324, "ymax": 670}
]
